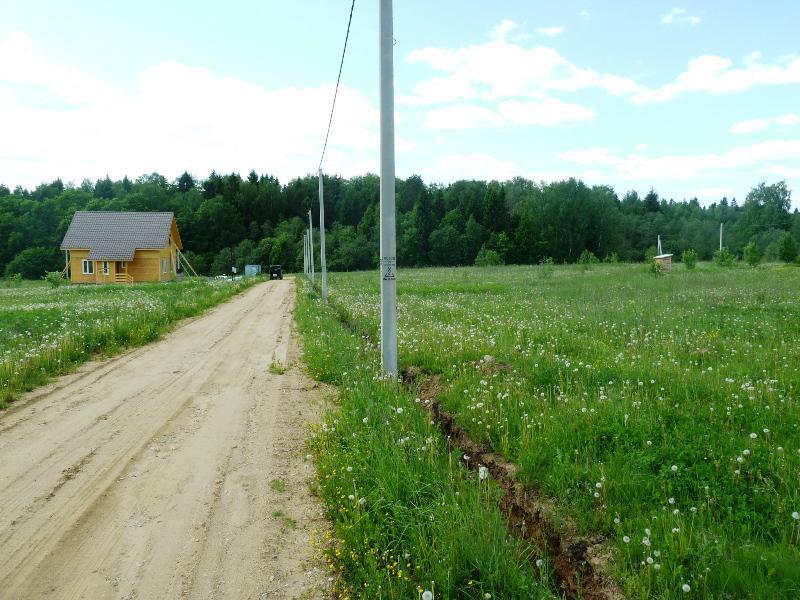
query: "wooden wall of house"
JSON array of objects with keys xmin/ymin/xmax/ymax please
[
  {"xmin": 68, "ymin": 250, "xmax": 118, "ymax": 283},
  {"xmin": 127, "ymin": 244, "xmax": 177, "ymax": 282}
]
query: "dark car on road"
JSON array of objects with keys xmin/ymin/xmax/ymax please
[{"xmin": 269, "ymin": 265, "xmax": 282, "ymax": 280}]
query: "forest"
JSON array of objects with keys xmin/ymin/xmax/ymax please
[{"xmin": 1, "ymin": 171, "xmax": 798, "ymax": 278}]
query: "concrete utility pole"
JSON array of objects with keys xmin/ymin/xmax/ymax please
[
  {"xmin": 303, "ymin": 231, "xmax": 308, "ymax": 276},
  {"xmin": 318, "ymin": 170, "xmax": 328, "ymax": 302},
  {"xmin": 308, "ymin": 210, "xmax": 315, "ymax": 284},
  {"xmin": 379, "ymin": 0, "xmax": 397, "ymax": 376}
]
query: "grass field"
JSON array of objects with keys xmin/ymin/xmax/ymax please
[
  {"xmin": 0, "ymin": 278, "xmax": 256, "ymax": 407},
  {"xmin": 298, "ymin": 263, "xmax": 800, "ymax": 599}
]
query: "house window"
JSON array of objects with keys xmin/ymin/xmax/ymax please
[
  {"xmin": 102, "ymin": 261, "xmax": 109, "ymax": 275},
  {"xmin": 162, "ymin": 258, "xmax": 167, "ymax": 273},
  {"xmin": 82, "ymin": 260, "xmax": 94, "ymax": 275}
]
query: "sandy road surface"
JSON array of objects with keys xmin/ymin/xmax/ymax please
[{"xmin": 0, "ymin": 279, "xmax": 331, "ymax": 599}]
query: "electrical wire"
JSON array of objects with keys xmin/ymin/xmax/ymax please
[{"xmin": 318, "ymin": 0, "xmax": 356, "ymax": 172}]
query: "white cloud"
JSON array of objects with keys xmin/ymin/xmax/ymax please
[
  {"xmin": 731, "ymin": 112, "xmax": 800, "ymax": 134},
  {"xmin": 559, "ymin": 148, "xmax": 624, "ymax": 166},
  {"xmin": 422, "ymin": 153, "xmax": 520, "ymax": 183},
  {"xmin": 559, "ymin": 140, "xmax": 800, "ymax": 181},
  {"xmin": 536, "ymin": 27, "xmax": 565, "ymax": 38},
  {"xmin": 0, "ymin": 31, "xmax": 120, "ymax": 106},
  {"xmin": 695, "ymin": 186, "xmax": 735, "ymax": 200},
  {"xmin": 489, "ymin": 19, "xmax": 519, "ymax": 41},
  {"xmin": 0, "ymin": 32, "xmax": 387, "ymax": 188},
  {"xmin": 661, "ymin": 8, "xmax": 701, "ymax": 27},
  {"xmin": 633, "ymin": 54, "xmax": 800, "ymax": 103},
  {"xmin": 424, "ymin": 105, "xmax": 505, "ymax": 129},
  {"xmin": 424, "ymin": 97, "xmax": 594, "ymax": 129},
  {"xmin": 403, "ymin": 29, "xmax": 642, "ymax": 106}
]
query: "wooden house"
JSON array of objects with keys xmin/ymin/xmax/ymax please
[{"xmin": 60, "ymin": 211, "xmax": 183, "ymax": 284}]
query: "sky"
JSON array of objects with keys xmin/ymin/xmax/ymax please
[{"xmin": 1, "ymin": 0, "xmax": 799, "ymax": 206}]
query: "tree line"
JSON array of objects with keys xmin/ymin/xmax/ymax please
[{"xmin": 1, "ymin": 171, "xmax": 798, "ymax": 279}]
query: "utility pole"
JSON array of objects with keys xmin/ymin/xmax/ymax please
[
  {"xmin": 308, "ymin": 210, "xmax": 315, "ymax": 284},
  {"xmin": 303, "ymin": 231, "xmax": 308, "ymax": 276},
  {"xmin": 319, "ymin": 170, "xmax": 328, "ymax": 301},
  {"xmin": 720, "ymin": 222, "xmax": 723, "ymax": 251},
  {"xmin": 379, "ymin": 0, "xmax": 397, "ymax": 376}
]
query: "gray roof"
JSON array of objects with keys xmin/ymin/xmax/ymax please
[{"xmin": 61, "ymin": 211, "xmax": 175, "ymax": 260}]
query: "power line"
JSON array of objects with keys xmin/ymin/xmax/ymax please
[{"xmin": 318, "ymin": 0, "xmax": 356, "ymax": 171}]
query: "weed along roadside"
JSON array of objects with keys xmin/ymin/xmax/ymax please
[
  {"xmin": 0, "ymin": 277, "xmax": 259, "ymax": 407},
  {"xmin": 297, "ymin": 264, "xmax": 800, "ymax": 599},
  {"xmin": 295, "ymin": 280, "xmax": 556, "ymax": 599}
]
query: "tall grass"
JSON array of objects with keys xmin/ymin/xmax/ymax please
[
  {"xmin": 318, "ymin": 263, "xmax": 800, "ymax": 599},
  {"xmin": 295, "ymin": 280, "xmax": 553, "ymax": 599}
]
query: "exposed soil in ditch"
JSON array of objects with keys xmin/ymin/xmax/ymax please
[{"xmin": 407, "ymin": 369, "xmax": 623, "ymax": 600}]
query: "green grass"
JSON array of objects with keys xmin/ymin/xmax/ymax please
[
  {"xmin": 310, "ymin": 262, "xmax": 800, "ymax": 599},
  {"xmin": 295, "ymin": 280, "xmax": 553, "ymax": 599},
  {"xmin": 0, "ymin": 278, "xmax": 257, "ymax": 407}
]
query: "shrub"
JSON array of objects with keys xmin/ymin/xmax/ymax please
[
  {"xmin": 42, "ymin": 271, "xmax": 65, "ymax": 287},
  {"xmin": 578, "ymin": 250, "xmax": 599, "ymax": 270},
  {"xmin": 474, "ymin": 247, "xmax": 503, "ymax": 267},
  {"xmin": 714, "ymin": 246, "xmax": 735, "ymax": 267},
  {"xmin": 4, "ymin": 247, "xmax": 61, "ymax": 279},
  {"xmin": 604, "ymin": 252, "xmax": 620, "ymax": 263},
  {"xmin": 777, "ymin": 232, "xmax": 798, "ymax": 264},
  {"xmin": 682, "ymin": 248, "xmax": 698, "ymax": 270},
  {"xmin": 648, "ymin": 259, "xmax": 665, "ymax": 276},
  {"xmin": 743, "ymin": 242, "xmax": 762, "ymax": 267},
  {"xmin": 537, "ymin": 256, "xmax": 554, "ymax": 278}
]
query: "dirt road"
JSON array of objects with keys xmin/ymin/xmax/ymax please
[{"xmin": 0, "ymin": 280, "xmax": 331, "ymax": 599}]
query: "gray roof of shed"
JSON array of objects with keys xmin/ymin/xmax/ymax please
[{"xmin": 61, "ymin": 211, "xmax": 175, "ymax": 260}]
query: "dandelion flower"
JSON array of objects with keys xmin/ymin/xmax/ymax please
[
  {"xmin": 750, "ymin": 432, "xmax": 757, "ymax": 439},
  {"xmin": 422, "ymin": 591, "xmax": 433, "ymax": 600},
  {"xmin": 536, "ymin": 559, "xmax": 544, "ymax": 567},
  {"xmin": 671, "ymin": 465, "xmax": 678, "ymax": 472},
  {"xmin": 792, "ymin": 511, "xmax": 800, "ymax": 520},
  {"xmin": 682, "ymin": 583, "xmax": 691, "ymax": 593},
  {"xmin": 478, "ymin": 465, "xmax": 489, "ymax": 480},
  {"xmin": 623, "ymin": 535, "xmax": 630, "ymax": 543}
]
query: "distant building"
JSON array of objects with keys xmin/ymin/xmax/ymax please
[
  {"xmin": 654, "ymin": 254, "xmax": 673, "ymax": 272},
  {"xmin": 60, "ymin": 211, "xmax": 183, "ymax": 284}
]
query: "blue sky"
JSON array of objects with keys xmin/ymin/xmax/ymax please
[{"xmin": 1, "ymin": 0, "xmax": 799, "ymax": 206}]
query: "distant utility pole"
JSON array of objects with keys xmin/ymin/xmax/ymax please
[
  {"xmin": 318, "ymin": 170, "xmax": 328, "ymax": 302},
  {"xmin": 379, "ymin": 0, "xmax": 398, "ymax": 376},
  {"xmin": 303, "ymin": 231, "xmax": 308, "ymax": 276},
  {"xmin": 720, "ymin": 222, "xmax": 723, "ymax": 251},
  {"xmin": 308, "ymin": 210, "xmax": 315, "ymax": 284}
]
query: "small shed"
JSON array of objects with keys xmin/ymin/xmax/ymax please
[
  {"xmin": 60, "ymin": 211, "xmax": 183, "ymax": 284},
  {"xmin": 654, "ymin": 254, "xmax": 673, "ymax": 272}
]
